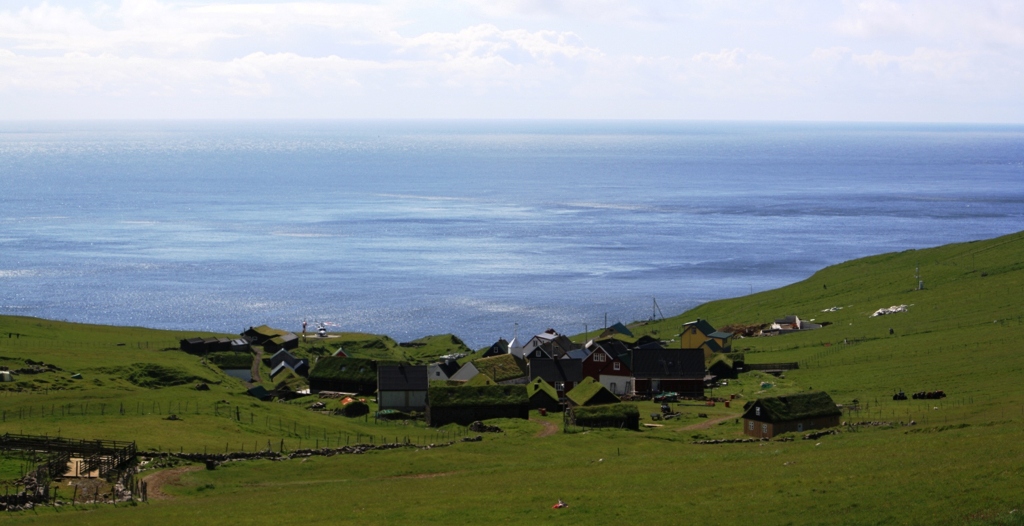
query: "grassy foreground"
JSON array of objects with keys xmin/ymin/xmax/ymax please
[{"xmin": 1, "ymin": 231, "xmax": 1023, "ymax": 525}]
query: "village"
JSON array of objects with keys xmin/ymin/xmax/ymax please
[
  {"xmin": 178, "ymin": 315, "xmax": 839, "ymax": 439},
  {"xmin": 1, "ymin": 231, "xmax": 1021, "ymax": 522}
]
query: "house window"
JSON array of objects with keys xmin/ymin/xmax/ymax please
[
  {"xmin": 755, "ymin": 407, "xmax": 760, "ymax": 416},
  {"xmin": 762, "ymin": 424, "xmax": 768, "ymax": 434},
  {"xmin": 594, "ymin": 353, "xmax": 606, "ymax": 362},
  {"xmin": 613, "ymin": 362, "xmax": 620, "ymax": 371},
  {"xmin": 535, "ymin": 350, "xmax": 542, "ymax": 357},
  {"xmin": 555, "ymin": 382, "xmax": 565, "ymax": 391},
  {"xmin": 748, "ymin": 421, "xmax": 754, "ymax": 430}
]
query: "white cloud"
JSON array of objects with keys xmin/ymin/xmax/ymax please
[
  {"xmin": 0, "ymin": 0, "xmax": 1021, "ymax": 121},
  {"xmin": 836, "ymin": 0, "xmax": 1024, "ymax": 48},
  {"xmin": 851, "ymin": 48, "xmax": 971, "ymax": 79}
]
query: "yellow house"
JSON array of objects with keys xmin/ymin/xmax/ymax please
[{"xmin": 682, "ymin": 319, "xmax": 734, "ymax": 358}]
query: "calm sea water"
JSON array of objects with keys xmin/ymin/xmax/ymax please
[{"xmin": 1, "ymin": 121, "xmax": 1021, "ymax": 347}]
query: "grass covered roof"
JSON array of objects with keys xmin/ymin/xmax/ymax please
[
  {"xmin": 465, "ymin": 373, "xmax": 497, "ymax": 386},
  {"xmin": 308, "ymin": 356, "xmax": 376, "ymax": 383},
  {"xmin": 566, "ymin": 377, "xmax": 620, "ymax": 406},
  {"xmin": 745, "ymin": 391, "xmax": 841, "ymax": 422},
  {"xmin": 526, "ymin": 377, "xmax": 558, "ymax": 402},
  {"xmin": 574, "ymin": 403, "xmax": 639, "ymax": 420},
  {"xmin": 428, "ymin": 385, "xmax": 527, "ymax": 408},
  {"xmin": 472, "ymin": 354, "xmax": 527, "ymax": 382},
  {"xmin": 707, "ymin": 354, "xmax": 733, "ymax": 368}
]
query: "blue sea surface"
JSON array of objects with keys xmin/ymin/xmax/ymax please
[{"xmin": 1, "ymin": 121, "xmax": 1022, "ymax": 347}]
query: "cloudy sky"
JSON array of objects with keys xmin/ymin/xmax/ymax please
[{"xmin": 0, "ymin": 0, "xmax": 1021, "ymax": 121}]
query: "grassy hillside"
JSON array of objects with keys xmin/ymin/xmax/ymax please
[{"xmin": 1, "ymin": 231, "xmax": 1022, "ymax": 524}]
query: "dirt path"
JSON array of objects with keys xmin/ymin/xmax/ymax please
[
  {"xmin": 251, "ymin": 346, "xmax": 263, "ymax": 383},
  {"xmin": 142, "ymin": 465, "xmax": 202, "ymax": 500},
  {"xmin": 677, "ymin": 413, "xmax": 741, "ymax": 432},
  {"xmin": 532, "ymin": 418, "xmax": 558, "ymax": 438}
]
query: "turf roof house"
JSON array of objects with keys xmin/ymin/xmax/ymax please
[
  {"xmin": 426, "ymin": 385, "xmax": 530, "ymax": 426},
  {"xmin": 565, "ymin": 377, "xmax": 621, "ymax": 407},
  {"xmin": 308, "ymin": 356, "xmax": 377, "ymax": 394},
  {"xmin": 243, "ymin": 325, "xmax": 299, "ymax": 352},
  {"xmin": 474, "ymin": 354, "xmax": 529, "ymax": 384},
  {"xmin": 707, "ymin": 355, "xmax": 737, "ymax": 380},
  {"xmin": 377, "ymin": 364, "xmax": 428, "ymax": 412},
  {"xmin": 581, "ymin": 339, "xmax": 633, "ymax": 396},
  {"xmin": 630, "ymin": 346, "xmax": 705, "ymax": 397},
  {"xmin": 742, "ymin": 392, "xmax": 842, "ymax": 439},
  {"xmin": 525, "ymin": 377, "xmax": 561, "ymax": 412}
]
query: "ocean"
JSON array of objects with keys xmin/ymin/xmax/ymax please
[{"xmin": 1, "ymin": 120, "xmax": 1021, "ymax": 348}]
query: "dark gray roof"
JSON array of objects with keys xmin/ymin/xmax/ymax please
[
  {"xmin": 529, "ymin": 358, "xmax": 583, "ymax": 384},
  {"xmin": 565, "ymin": 348, "xmax": 590, "ymax": 361},
  {"xmin": 591, "ymin": 339, "xmax": 630, "ymax": 360},
  {"xmin": 630, "ymin": 348, "xmax": 705, "ymax": 379},
  {"xmin": 378, "ymin": 365, "xmax": 428, "ymax": 391},
  {"xmin": 682, "ymin": 318, "xmax": 717, "ymax": 336},
  {"xmin": 430, "ymin": 359, "xmax": 462, "ymax": 379},
  {"xmin": 271, "ymin": 349, "xmax": 299, "ymax": 368},
  {"xmin": 481, "ymin": 338, "xmax": 509, "ymax": 357}
]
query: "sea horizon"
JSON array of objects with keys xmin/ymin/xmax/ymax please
[{"xmin": 2, "ymin": 120, "xmax": 1022, "ymax": 347}]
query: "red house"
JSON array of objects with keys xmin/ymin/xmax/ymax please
[{"xmin": 579, "ymin": 340, "xmax": 633, "ymax": 396}]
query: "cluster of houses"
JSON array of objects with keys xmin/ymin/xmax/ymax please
[
  {"xmin": 300, "ymin": 319, "xmax": 751, "ymax": 426},
  {"xmin": 429, "ymin": 320, "xmax": 733, "ymax": 400},
  {"xmin": 180, "ymin": 325, "xmax": 300, "ymax": 355},
  {"xmin": 180, "ymin": 320, "xmax": 842, "ymax": 437}
]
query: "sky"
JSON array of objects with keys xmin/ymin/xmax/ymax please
[{"xmin": 0, "ymin": 0, "xmax": 1022, "ymax": 121}]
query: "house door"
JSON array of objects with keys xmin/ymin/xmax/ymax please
[
  {"xmin": 652, "ymin": 380, "xmax": 660, "ymax": 392},
  {"xmin": 797, "ymin": 423, "xmax": 803, "ymax": 432},
  {"xmin": 609, "ymin": 382, "xmax": 617, "ymax": 394}
]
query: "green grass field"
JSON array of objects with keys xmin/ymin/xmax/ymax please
[{"xmin": 1, "ymin": 231, "xmax": 1023, "ymax": 524}]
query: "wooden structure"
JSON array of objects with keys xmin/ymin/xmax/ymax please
[
  {"xmin": 630, "ymin": 347, "xmax": 705, "ymax": 397},
  {"xmin": 741, "ymin": 392, "xmax": 841, "ymax": 438},
  {"xmin": 0, "ymin": 433, "xmax": 137, "ymax": 481},
  {"xmin": 377, "ymin": 364, "xmax": 428, "ymax": 412}
]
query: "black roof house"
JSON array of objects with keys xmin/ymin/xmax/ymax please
[
  {"xmin": 480, "ymin": 338, "xmax": 510, "ymax": 358},
  {"xmin": 378, "ymin": 365, "xmax": 428, "ymax": 392},
  {"xmin": 630, "ymin": 348, "xmax": 705, "ymax": 379},
  {"xmin": 529, "ymin": 358, "xmax": 583, "ymax": 390}
]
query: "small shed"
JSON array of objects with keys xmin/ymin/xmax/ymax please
[
  {"xmin": 0, "ymin": 371, "xmax": 13, "ymax": 382},
  {"xmin": 742, "ymin": 391, "xmax": 842, "ymax": 438},
  {"xmin": 565, "ymin": 377, "xmax": 620, "ymax": 407}
]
